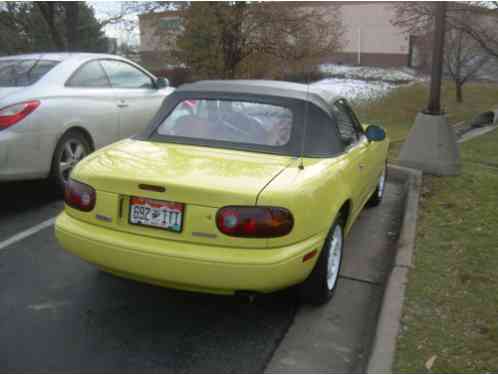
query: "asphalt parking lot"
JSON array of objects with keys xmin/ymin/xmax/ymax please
[{"xmin": 0, "ymin": 179, "xmax": 403, "ymax": 373}]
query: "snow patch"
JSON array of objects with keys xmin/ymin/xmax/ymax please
[
  {"xmin": 319, "ymin": 64, "xmax": 422, "ymax": 84},
  {"xmin": 313, "ymin": 64, "xmax": 426, "ymax": 103},
  {"xmin": 313, "ymin": 78, "xmax": 397, "ymax": 103}
]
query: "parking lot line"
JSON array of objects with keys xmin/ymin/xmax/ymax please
[{"xmin": 0, "ymin": 217, "xmax": 56, "ymax": 251}]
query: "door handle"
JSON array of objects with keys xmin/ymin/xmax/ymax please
[
  {"xmin": 359, "ymin": 163, "xmax": 365, "ymax": 170},
  {"xmin": 117, "ymin": 100, "xmax": 129, "ymax": 108}
]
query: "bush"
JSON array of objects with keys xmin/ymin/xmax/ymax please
[
  {"xmin": 279, "ymin": 68, "xmax": 327, "ymax": 83},
  {"xmin": 151, "ymin": 67, "xmax": 193, "ymax": 87},
  {"xmin": 151, "ymin": 63, "xmax": 327, "ymax": 85}
]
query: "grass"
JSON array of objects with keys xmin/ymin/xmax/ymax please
[
  {"xmin": 356, "ymin": 80, "xmax": 498, "ymax": 372},
  {"xmin": 354, "ymin": 81, "xmax": 498, "ymax": 160},
  {"xmin": 461, "ymin": 127, "xmax": 498, "ymax": 167},
  {"xmin": 394, "ymin": 133, "xmax": 498, "ymax": 372}
]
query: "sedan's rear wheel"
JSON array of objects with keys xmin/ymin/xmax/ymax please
[
  {"xmin": 299, "ymin": 218, "xmax": 344, "ymax": 305},
  {"xmin": 51, "ymin": 131, "xmax": 91, "ymax": 191}
]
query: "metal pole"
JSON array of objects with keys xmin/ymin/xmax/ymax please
[
  {"xmin": 427, "ymin": 2, "xmax": 446, "ymax": 114},
  {"xmin": 357, "ymin": 27, "xmax": 361, "ymax": 65}
]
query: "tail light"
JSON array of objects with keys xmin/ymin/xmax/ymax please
[
  {"xmin": 216, "ymin": 206, "xmax": 293, "ymax": 238},
  {"xmin": 0, "ymin": 100, "xmax": 40, "ymax": 130},
  {"xmin": 64, "ymin": 179, "xmax": 96, "ymax": 212}
]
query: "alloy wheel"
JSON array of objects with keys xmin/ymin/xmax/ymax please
[
  {"xmin": 58, "ymin": 139, "xmax": 87, "ymax": 184},
  {"xmin": 326, "ymin": 224, "xmax": 343, "ymax": 290},
  {"xmin": 378, "ymin": 168, "xmax": 386, "ymax": 198}
]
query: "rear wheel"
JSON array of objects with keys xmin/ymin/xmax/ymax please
[
  {"xmin": 50, "ymin": 131, "xmax": 91, "ymax": 191},
  {"xmin": 299, "ymin": 217, "xmax": 344, "ymax": 305}
]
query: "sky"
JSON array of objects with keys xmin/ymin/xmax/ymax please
[{"xmin": 90, "ymin": 1, "xmax": 140, "ymax": 46}]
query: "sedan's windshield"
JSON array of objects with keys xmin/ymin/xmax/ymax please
[
  {"xmin": 0, "ymin": 59, "xmax": 59, "ymax": 87},
  {"xmin": 156, "ymin": 99, "xmax": 293, "ymax": 147}
]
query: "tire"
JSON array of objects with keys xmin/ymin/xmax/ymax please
[
  {"xmin": 299, "ymin": 217, "xmax": 344, "ymax": 305},
  {"xmin": 366, "ymin": 163, "xmax": 387, "ymax": 208},
  {"xmin": 50, "ymin": 131, "xmax": 91, "ymax": 192}
]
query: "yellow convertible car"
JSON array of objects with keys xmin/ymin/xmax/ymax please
[{"xmin": 55, "ymin": 80, "xmax": 388, "ymax": 305}]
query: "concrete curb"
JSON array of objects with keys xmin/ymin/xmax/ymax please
[
  {"xmin": 366, "ymin": 164, "xmax": 422, "ymax": 373},
  {"xmin": 458, "ymin": 124, "xmax": 498, "ymax": 143}
]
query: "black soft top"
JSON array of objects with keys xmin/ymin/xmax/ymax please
[
  {"xmin": 140, "ymin": 80, "xmax": 346, "ymax": 158},
  {"xmin": 177, "ymin": 80, "xmax": 338, "ymax": 115}
]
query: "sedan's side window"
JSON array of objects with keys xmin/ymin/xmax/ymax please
[
  {"xmin": 100, "ymin": 60, "xmax": 154, "ymax": 89},
  {"xmin": 332, "ymin": 103, "xmax": 361, "ymax": 147},
  {"xmin": 66, "ymin": 60, "xmax": 111, "ymax": 88}
]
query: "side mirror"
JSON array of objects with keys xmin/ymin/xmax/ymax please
[
  {"xmin": 156, "ymin": 77, "xmax": 169, "ymax": 89},
  {"xmin": 365, "ymin": 125, "xmax": 386, "ymax": 142}
]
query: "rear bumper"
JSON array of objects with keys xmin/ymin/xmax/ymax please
[{"xmin": 55, "ymin": 212, "xmax": 326, "ymax": 295}]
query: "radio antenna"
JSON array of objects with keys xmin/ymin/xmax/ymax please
[{"xmin": 298, "ymin": 70, "xmax": 310, "ymax": 170}]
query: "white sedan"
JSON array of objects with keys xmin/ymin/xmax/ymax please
[{"xmin": 0, "ymin": 53, "xmax": 174, "ymax": 189}]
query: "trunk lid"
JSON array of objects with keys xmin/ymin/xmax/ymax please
[
  {"xmin": 76, "ymin": 139, "xmax": 294, "ymax": 207},
  {"xmin": 70, "ymin": 139, "xmax": 295, "ymax": 248}
]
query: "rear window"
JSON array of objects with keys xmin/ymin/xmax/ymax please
[
  {"xmin": 156, "ymin": 99, "xmax": 293, "ymax": 147},
  {"xmin": 0, "ymin": 59, "xmax": 59, "ymax": 87}
]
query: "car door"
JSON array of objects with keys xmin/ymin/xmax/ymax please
[
  {"xmin": 336, "ymin": 99, "xmax": 381, "ymax": 195},
  {"xmin": 331, "ymin": 100, "xmax": 370, "ymax": 214},
  {"xmin": 64, "ymin": 59, "xmax": 120, "ymax": 148},
  {"xmin": 100, "ymin": 59, "xmax": 166, "ymax": 139}
]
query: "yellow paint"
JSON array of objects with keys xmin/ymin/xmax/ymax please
[{"xmin": 55, "ymin": 133, "xmax": 388, "ymax": 294}]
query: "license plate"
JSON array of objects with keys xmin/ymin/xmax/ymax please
[{"xmin": 129, "ymin": 197, "xmax": 184, "ymax": 232}]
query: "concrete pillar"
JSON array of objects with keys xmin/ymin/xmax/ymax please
[{"xmin": 398, "ymin": 112, "xmax": 461, "ymax": 176}]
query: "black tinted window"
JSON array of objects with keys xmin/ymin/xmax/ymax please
[
  {"xmin": 332, "ymin": 103, "xmax": 360, "ymax": 146},
  {"xmin": 100, "ymin": 60, "xmax": 154, "ymax": 89},
  {"xmin": 304, "ymin": 105, "xmax": 344, "ymax": 156},
  {"xmin": 0, "ymin": 59, "xmax": 59, "ymax": 87},
  {"xmin": 67, "ymin": 61, "xmax": 110, "ymax": 88}
]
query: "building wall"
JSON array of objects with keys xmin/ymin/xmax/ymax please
[
  {"xmin": 325, "ymin": 2, "xmax": 409, "ymax": 66},
  {"xmin": 138, "ymin": 2, "xmax": 412, "ymax": 69},
  {"xmin": 322, "ymin": 52, "xmax": 408, "ymax": 67},
  {"xmin": 339, "ymin": 3, "xmax": 408, "ymax": 55},
  {"xmin": 139, "ymin": 11, "xmax": 183, "ymax": 70}
]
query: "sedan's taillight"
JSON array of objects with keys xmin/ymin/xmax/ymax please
[
  {"xmin": 216, "ymin": 206, "xmax": 293, "ymax": 238},
  {"xmin": 64, "ymin": 179, "xmax": 96, "ymax": 212},
  {"xmin": 0, "ymin": 100, "xmax": 40, "ymax": 130}
]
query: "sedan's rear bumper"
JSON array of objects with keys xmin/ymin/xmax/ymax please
[
  {"xmin": 55, "ymin": 212, "xmax": 326, "ymax": 295},
  {"xmin": 0, "ymin": 129, "xmax": 51, "ymax": 181}
]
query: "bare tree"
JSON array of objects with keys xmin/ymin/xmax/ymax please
[
  {"xmin": 175, "ymin": 2, "xmax": 344, "ymax": 79},
  {"xmin": 392, "ymin": 1, "xmax": 498, "ymax": 59},
  {"xmin": 454, "ymin": 2, "xmax": 498, "ymax": 60},
  {"xmin": 391, "ymin": 1, "xmax": 497, "ymax": 101},
  {"xmin": 444, "ymin": 27, "xmax": 491, "ymax": 102}
]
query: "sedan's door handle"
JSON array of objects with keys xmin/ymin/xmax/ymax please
[
  {"xmin": 117, "ymin": 100, "xmax": 129, "ymax": 108},
  {"xmin": 359, "ymin": 163, "xmax": 366, "ymax": 170}
]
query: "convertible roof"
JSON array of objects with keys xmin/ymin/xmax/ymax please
[
  {"xmin": 142, "ymin": 79, "xmax": 347, "ymax": 157},
  {"xmin": 0, "ymin": 52, "xmax": 121, "ymax": 63},
  {"xmin": 177, "ymin": 80, "xmax": 338, "ymax": 113}
]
